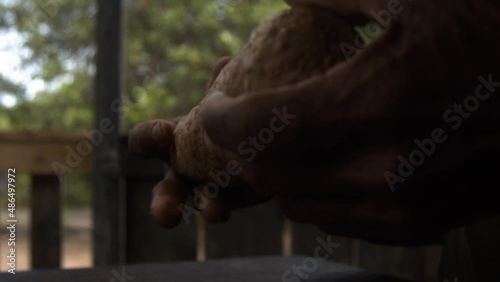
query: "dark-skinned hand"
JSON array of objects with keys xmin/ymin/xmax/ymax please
[{"xmin": 130, "ymin": 0, "xmax": 500, "ymax": 245}]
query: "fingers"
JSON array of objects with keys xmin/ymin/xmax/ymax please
[
  {"xmin": 194, "ymin": 182, "xmax": 269, "ymax": 223},
  {"xmin": 247, "ymin": 144, "xmax": 402, "ymax": 197},
  {"xmin": 276, "ymin": 196, "xmax": 442, "ymax": 245},
  {"xmin": 151, "ymin": 170, "xmax": 190, "ymax": 228},
  {"xmin": 199, "ymin": 195, "xmax": 232, "ymax": 224},
  {"xmin": 273, "ymin": 146, "xmax": 500, "ymax": 244},
  {"xmin": 129, "ymin": 119, "xmax": 175, "ymax": 160},
  {"xmin": 152, "ymin": 178, "xmax": 240, "ymax": 227},
  {"xmin": 277, "ymin": 196, "xmax": 406, "ymax": 227}
]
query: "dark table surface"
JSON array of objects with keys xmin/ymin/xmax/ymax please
[{"xmin": 1, "ymin": 256, "xmax": 411, "ymax": 282}]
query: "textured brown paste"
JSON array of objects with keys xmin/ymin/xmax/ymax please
[{"xmin": 172, "ymin": 7, "xmax": 355, "ymax": 183}]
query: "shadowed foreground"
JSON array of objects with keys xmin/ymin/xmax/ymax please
[{"xmin": 6, "ymin": 256, "xmax": 410, "ymax": 282}]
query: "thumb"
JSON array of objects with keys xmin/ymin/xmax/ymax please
[
  {"xmin": 200, "ymin": 81, "xmax": 314, "ymax": 154},
  {"xmin": 129, "ymin": 119, "xmax": 175, "ymax": 161}
]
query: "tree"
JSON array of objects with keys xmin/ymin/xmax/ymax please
[{"xmin": 0, "ymin": 0, "xmax": 287, "ymax": 130}]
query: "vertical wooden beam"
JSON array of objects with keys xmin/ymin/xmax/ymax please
[
  {"xmin": 31, "ymin": 175, "xmax": 61, "ymax": 269},
  {"xmin": 93, "ymin": 0, "xmax": 124, "ymax": 266},
  {"xmin": 422, "ymin": 245, "xmax": 443, "ymax": 282},
  {"xmin": 350, "ymin": 239, "xmax": 361, "ymax": 267},
  {"xmin": 196, "ymin": 215, "xmax": 207, "ymax": 261},
  {"xmin": 282, "ymin": 219, "xmax": 293, "ymax": 256}
]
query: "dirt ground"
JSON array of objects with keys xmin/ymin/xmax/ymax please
[{"xmin": 1, "ymin": 208, "xmax": 92, "ymax": 272}]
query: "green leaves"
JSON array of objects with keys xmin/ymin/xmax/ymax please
[
  {"xmin": 0, "ymin": 74, "xmax": 25, "ymax": 99},
  {"xmin": 0, "ymin": 0, "xmax": 286, "ymax": 130}
]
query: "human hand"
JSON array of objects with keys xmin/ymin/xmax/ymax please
[
  {"xmin": 200, "ymin": 0, "xmax": 500, "ymax": 244},
  {"xmin": 129, "ymin": 57, "xmax": 268, "ymax": 228},
  {"xmin": 129, "ymin": 7, "xmax": 358, "ymax": 229}
]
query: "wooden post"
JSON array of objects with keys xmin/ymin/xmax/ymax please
[
  {"xmin": 31, "ymin": 175, "xmax": 61, "ymax": 268},
  {"xmin": 93, "ymin": 0, "xmax": 124, "ymax": 265}
]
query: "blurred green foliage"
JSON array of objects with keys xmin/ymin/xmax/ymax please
[
  {"xmin": 0, "ymin": 0, "xmax": 286, "ymax": 206},
  {"xmin": 0, "ymin": 0, "xmax": 287, "ymax": 130}
]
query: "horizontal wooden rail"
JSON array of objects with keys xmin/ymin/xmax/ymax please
[{"xmin": 0, "ymin": 131, "xmax": 92, "ymax": 174}]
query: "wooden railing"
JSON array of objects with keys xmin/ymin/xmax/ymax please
[
  {"xmin": 0, "ymin": 132, "xmax": 92, "ymax": 269},
  {"xmin": 0, "ymin": 131, "xmax": 442, "ymax": 282}
]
